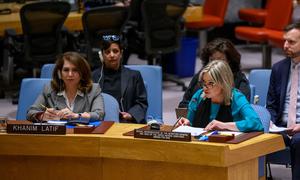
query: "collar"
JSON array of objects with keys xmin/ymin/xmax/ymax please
[{"xmin": 57, "ymin": 90, "xmax": 84, "ymax": 97}]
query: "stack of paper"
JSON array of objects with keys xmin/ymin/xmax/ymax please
[{"xmin": 173, "ymin": 126, "xmax": 205, "ymax": 136}]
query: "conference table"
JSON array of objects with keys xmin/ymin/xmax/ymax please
[
  {"xmin": 0, "ymin": 123, "xmax": 284, "ymax": 180},
  {"xmin": 0, "ymin": 2, "xmax": 83, "ymax": 37}
]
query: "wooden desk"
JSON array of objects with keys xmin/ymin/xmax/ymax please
[
  {"xmin": 0, "ymin": 123, "xmax": 285, "ymax": 180},
  {"xmin": 0, "ymin": 2, "xmax": 82, "ymax": 36}
]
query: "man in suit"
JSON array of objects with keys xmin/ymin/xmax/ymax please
[{"xmin": 267, "ymin": 22, "xmax": 300, "ymax": 180}]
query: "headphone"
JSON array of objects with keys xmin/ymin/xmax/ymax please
[
  {"xmin": 98, "ymin": 50, "xmax": 104, "ymax": 63},
  {"xmin": 97, "ymin": 50, "xmax": 104, "ymax": 83}
]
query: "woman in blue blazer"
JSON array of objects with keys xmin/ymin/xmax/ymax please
[{"xmin": 178, "ymin": 60, "xmax": 263, "ymax": 132}]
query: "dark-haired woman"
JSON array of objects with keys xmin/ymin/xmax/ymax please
[
  {"xmin": 92, "ymin": 34, "xmax": 148, "ymax": 124},
  {"xmin": 27, "ymin": 51, "xmax": 104, "ymax": 122},
  {"xmin": 179, "ymin": 38, "xmax": 250, "ymax": 108}
]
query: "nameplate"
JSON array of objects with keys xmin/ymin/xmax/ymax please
[
  {"xmin": 134, "ymin": 129, "xmax": 191, "ymax": 142},
  {"xmin": 7, "ymin": 122, "xmax": 66, "ymax": 135}
]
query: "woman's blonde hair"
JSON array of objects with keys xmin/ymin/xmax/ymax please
[{"xmin": 199, "ymin": 60, "xmax": 234, "ymax": 105}]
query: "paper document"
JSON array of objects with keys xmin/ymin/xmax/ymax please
[
  {"xmin": 173, "ymin": 126, "xmax": 206, "ymax": 136},
  {"xmin": 269, "ymin": 123, "xmax": 287, "ymax": 133},
  {"xmin": 47, "ymin": 120, "xmax": 68, "ymax": 125}
]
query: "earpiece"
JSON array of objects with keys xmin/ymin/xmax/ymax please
[
  {"xmin": 57, "ymin": 71, "xmax": 61, "ymax": 79},
  {"xmin": 98, "ymin": 51, "xmax": 103, "ymax": 63}
]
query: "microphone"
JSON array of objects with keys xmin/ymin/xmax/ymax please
[{"xmin": 147, "ymin": 120, "xmax": 160, "ymax": 130}]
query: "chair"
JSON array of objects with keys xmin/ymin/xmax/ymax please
[
  {"xmin": 126, "ymin": 65, "xmax": 163, "ymax": 123},
  {"xmin": 142, "ymin": 0, "xmax": 189, "ymax": 91},
  {"xmin": 102, "ymin": 93, "xmax": 120, "ymax": 122},
  {"xmin": 249, "ymin": 84, "xmax": 255, "ymax": 104},
  {"xmin": 40, "ymin": 64, "xmax": 55, "ymax": 78},
  {"xmin": 20, "ymin": 1, "xmax": 71, "ymax": 76},
  {"xmin": 249, "ymin": 70, "xmax": 291, "ymax": 179},
  {"xmin": 238, "ymin": 0, "xmax": 270, "ymax": 25},
  {"xmin": 82, "ymin": 6, "xmax": 128, "ymax": 68},
  {"xmin": 268, "ymin": 30, "xmax": 285, "ymax": 48},
  {"xmin": 235, "ymin": 0, "xmax": 293, "ymax": 68},
  {"xmin": 248, "ymin": 69, "xmax": 271, "ymax": 106},
  {"xmin": 16, "ymin": 78, "xmax": 51, "ymax": 120},
  {"xmin": 185, "ymin": 0, "xmax": 229, "ymax": 50},
  {"xmin": 251, "ymin": 104, "xmax": 271, "ymax": 179}
]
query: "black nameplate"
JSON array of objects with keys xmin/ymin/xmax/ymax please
[
  {"xmin": 7, "ymin": 123, "xmax": 66, "ymax": 135},
  {"xmin": 134, "ymin": 129, "xmax": 191, "ymax": 142}
]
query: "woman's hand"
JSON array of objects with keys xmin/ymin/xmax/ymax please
[
  {"xmin": 41, "ymin": 108, "xmax": 60, "ymax": 121},
  {"xmin": 120, "ymin": 112, "xmax": 133, "ymax": 121},
  {"xmin": 177, "ymin": 117, "xmax": 191, "ymax": 127},
  {"xmin": 204, "ymin": 120, "xmax": 238, "ymax": 131},
  {"xmin": 57, "ymin": 108, "xmax": 77, "ymax": 120}
]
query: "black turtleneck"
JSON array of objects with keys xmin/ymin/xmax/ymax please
[{"xmin": 103, "ymin": 67, "xmax": 122, "ymax": 103}]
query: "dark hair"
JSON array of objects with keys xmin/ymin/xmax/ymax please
[
  {"xmin": 51, "ymin": 51, "xmax": 93, "ymax": 93},
  {"xmin": 99, "ymin": 34, "xmax": 124, "ymax": 51},
  {"xmin": 200, "ymin": 38, "xmax": 241, "ymax": 73},
  {"xmin": 284, "ymin": 22, "xmax": 300, "ymax": 32}
]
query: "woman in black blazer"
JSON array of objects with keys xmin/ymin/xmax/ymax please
[
  {"xmin": 178, "ymin": 38, "xmax": 250, "ymax": 108},
  {"xmin": 92, "ymin": 34, "xmax": 148, "ymax": 124}
]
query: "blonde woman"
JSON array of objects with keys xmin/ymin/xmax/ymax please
[{"xmin": 178, "ymin": 60, "xmax": 263, "ymax": 132}]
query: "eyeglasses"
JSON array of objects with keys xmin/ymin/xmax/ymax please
[
  {"xmin": 102, "ymin": 35, "xmax": 120, "ymax": 42},
  {"xmin": 201, "ymin": 81, "xmax": 216, "ymax": 89}
]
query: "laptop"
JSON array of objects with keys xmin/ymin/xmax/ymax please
[{"xmin": 175, "ymin": 108, "xmax": 188, "ymax": 119}]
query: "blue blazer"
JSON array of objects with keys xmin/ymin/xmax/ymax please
[{"xmin": 266, "ymin": 58, "xmax": 291, "ymax": 126}]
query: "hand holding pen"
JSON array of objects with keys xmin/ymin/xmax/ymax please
[
  {"xmin": 177, "ymin": 117, "xmax": 191, "ymax": 126},
  {"xmin": 39, "ymin": 104, "xmax": 60, "ymax": 121},
  {"xmin": 172, "ymin": 117, "xmax": 190, "ymax": 130}
]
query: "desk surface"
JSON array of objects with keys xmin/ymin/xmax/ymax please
[
  {"xmin": 0, "ymin": 2, "xmax": 83, "ymax": 36},
  {"xmin": 0, "ymin": 123, "xmax": 285, "ymax": 180},
  {"xmin": 0, "ymin": 123, "xmax": 284, "ymax": 167}
]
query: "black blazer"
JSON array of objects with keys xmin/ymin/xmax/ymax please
[
  {"xmin": 266, "ymin": 58, "xmax": 291, "ymax": 126},
  {"xmin": 93, "ymin": 66, "xmax": 148, "ymax": 123}
]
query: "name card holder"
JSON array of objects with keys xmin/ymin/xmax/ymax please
[
  {"xmin": 7, "ymin": 120, "xmax": 66, "ymax": 135},
  {"xmin": 134, "ymin": 129, "xmax": 191, "ymax": 142}
]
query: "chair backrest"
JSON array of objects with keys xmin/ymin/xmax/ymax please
[
  {"xmin": 16, "ymin": 78, "xmax": 51, "ymax": 120},
  {"xmin": 126, "ymin": 65, "xmax": 163, "ymax": 123},
  {"xmin": 264, "ymin": 0, "xmax": 293, "ymax": 30},
  {"xmin": 102, "ymin": 93, "xmax": 120, "ymax": 122},
  {"xmin": 203, "ymin": 0, "xmax": 229, "ymax": 23},
  {"xmin": 142, "ymin": 0, "xmax": 188, "ymax": 55},
  {"xmin": 251, "ymin": 104, "xmax": 270, "ymax": 133},
  {"xmin": 249, "ymin": 84, "xmax": 255, "ymax": 104},
  {"xmin": 249, "ymin": 69, "xmax": 272, "ymax": 106},
  {"xmin": 82, "ymin": 6, "xmax": 128, "ymax": 66},
  {"xmin": 20, "ymin": 2, "xmax": 70, "ymax": 64},
  {"xmin": 40, "ymin": 63, "xmax": 55, "ymax": 78}
]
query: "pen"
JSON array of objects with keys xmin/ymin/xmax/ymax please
[
  {"xmin": 199, "ymin": 135, "xmax": 208, "ymax": 141},
  {"xmin": 198, "ymin": 131, "xmax": 218, "ymax": 141},
  {"xmin": 210, "ymin": 130, "xmax": 219, "ymax": 135},
  {"xmin": 171, "ymin": 116, "xmax": 182, "ymax": 130},
  {"xmin": 40, "ymin": 104, "xmax": 47, "ymax": 110},
  {"xmin": 76, "ymin": 124, "xmax": 95, "ymax": 127}
]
